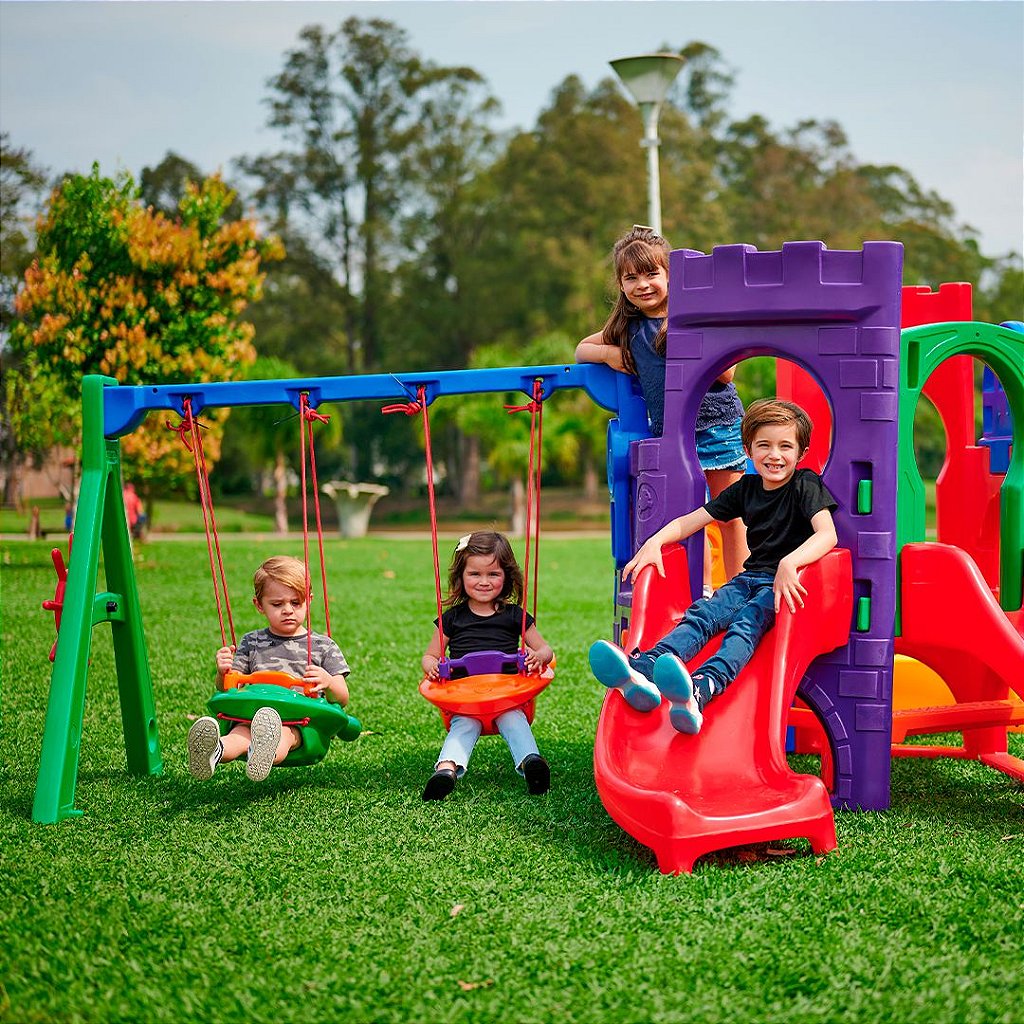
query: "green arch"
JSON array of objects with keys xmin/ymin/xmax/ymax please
[{"xmin": 898, "ymin": 322, "xmax": 1024, "ymax": 611}]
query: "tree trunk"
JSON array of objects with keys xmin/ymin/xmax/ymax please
[
  {"xmin": 509, "ymin": 476, "xmax": 526, "ymax": 537},
  {"xmin": 2, "ymin": 449, "xmax": 25, "ymax": 511},
  {"xmin": 273, "ymin": 448, "xmax": 289, "ymax": 535},
  {"xmin": 340, "ymin": 193, "xmax": 358, "ymax": 373},
  {"xmin": 583, "ymin": 459, "xmax": 600, "ymax": 503},
  {"xmin": 458, "ymin": 433, "xmax": 480, "ymax": 509}
]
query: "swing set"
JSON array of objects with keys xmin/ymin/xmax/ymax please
[{"xmin": 33, "ymin": 364, "xmax": 632, "ymax": 823}]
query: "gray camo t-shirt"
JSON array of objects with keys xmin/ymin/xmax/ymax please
[{"xmin": 232, "ymin": 628, "xmax": 350, "ymax": 677}]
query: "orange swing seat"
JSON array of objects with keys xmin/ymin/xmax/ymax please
[
  {"xmin": 221, "ymin": 668, "xmax": 318, "ymax": 698},
  {"xmin": 419, "ymin": 651, "xmax": 554, "ymax": 735}
]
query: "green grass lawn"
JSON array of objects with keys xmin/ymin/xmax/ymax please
[
  {"xmin": 2, "ymin": 537, "xmax": 1020, "ymax": 1023},
  {"xmin": 1, "ymin": 479, "xmax": 938, "ymax": 538}
]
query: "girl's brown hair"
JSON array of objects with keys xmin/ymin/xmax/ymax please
[
  {"xmin": 741, "ymin": 398, "xmax": 813, "ymax": 453},
  {"xmin": 600, "ymin": 225, "xmax": 671, "ymax": 373},
  {"xmin": 445, "ymin": 531, "xmax": 523, "ymax": 611}
]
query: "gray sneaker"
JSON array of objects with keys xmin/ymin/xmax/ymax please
[
  {"xmin": 246, "ymin": 706, "xmax": 282, "ymax": 782},
  {"xmin": 188, "ymin": 716, "xmax": 223, "ymax": 780}
]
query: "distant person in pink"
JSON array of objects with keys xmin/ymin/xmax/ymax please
[{"xmin": 122, "ymin": 482, "xmax": 146, "ymax": 540}]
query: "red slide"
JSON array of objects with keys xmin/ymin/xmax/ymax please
[
  {"xmin": 894, "ymin": 543, "xmax": 1024, "ymax": 781},
  {"xmin": 594, "ymin": 547, "xmax": 853, "ymax": 874}
]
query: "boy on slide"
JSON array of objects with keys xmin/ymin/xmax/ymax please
[{"xmin": 589, "ymin": 399, "xmax": 838, "ymax": 734}]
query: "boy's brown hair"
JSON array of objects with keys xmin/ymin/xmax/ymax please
[
  {"xmin": 253, "ymin": 556, "xmax": 308, "ymax": 603},
  {"xmin": 741, "ymin": 398, "xmax": 813, "ymax": 453}
]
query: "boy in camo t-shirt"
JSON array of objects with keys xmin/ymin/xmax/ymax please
[{"xmin": 188, "ymin": 556, "xmax": 350, "ymax": 783}]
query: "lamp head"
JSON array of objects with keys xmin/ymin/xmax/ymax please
[{"xmin": 609, "ymin": 53, "xmax": 686, "ymax": 107}]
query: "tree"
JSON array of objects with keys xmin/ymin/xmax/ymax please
[
  {"xmin": 1, "ymin": 134, "xmax": 48, "ymax": 333},
  {"xmin": 240, "ymin": 17, "xmax": 491, "ymax": 372},
  {"xmin": 445, "ymin": 333, "xmax": 608, "ymax": 532},
  {"xmin": 0, "ymin": 134, "xmax": 50, "ymax": 506},
  {"xmin": 977, "ymin": 257, "xmax": 1023, "ymax": 325},
  {"xmin": 140, "ymin": 151, "xmax": 244, "ymax": 221},
  {"xmin": 7, "ymin": 165, "xmax": 283, "ymax": 510},
  {"xmin": 385, "ymin": 68, "xmax": 501, "ymax": 373},
  {"xmin": 217, "ymin": 356, "xmax": 342, "ymax": 534}
]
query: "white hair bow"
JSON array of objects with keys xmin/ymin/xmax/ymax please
[{"xmin": 455, "ymin": 534, "xmax": 471, "ymax": 552}]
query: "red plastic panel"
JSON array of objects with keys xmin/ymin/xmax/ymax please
[
  {"xmin": 895, "ymin": 543, "xmax": 1024, "ymax": 777},
  {"xmin": 901, "ymin": 282, "xmax": 972, "ymax": 328}
]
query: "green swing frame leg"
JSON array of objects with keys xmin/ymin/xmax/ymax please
[{"xmin": 32, "ymin": 375, "xmax": 162, "ymax": 824}]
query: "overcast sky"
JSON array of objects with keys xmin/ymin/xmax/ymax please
[{"xmin": 2, "ymin": 0, "xmax": 1021, "ymax": 260}]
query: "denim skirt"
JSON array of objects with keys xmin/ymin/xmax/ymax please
[{"xmin": 695, "ymin": 420, "xmax": 747, "ymax": 472}]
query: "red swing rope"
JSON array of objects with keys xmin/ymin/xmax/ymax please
[
  {"xmin": 167, "ymin": 398, "xmax": 235, "ymax": 648},
  {"xmin": 170, "ymin": 395, "xmax": 334, "ymax": 668},
  {"xmin": 505, "ymin": 379, "xmax": 545, "ymax": 651},
  {"xmin": 298, "ymin": 394, "xmax": 333, "ymax": 667},
  {"xmin": 530, "ymin": 382, "xmax": 544, "ymax": 622},
  {"xmin": 382, "ymin": 386, "xmax": 446, "ymax": 661},
  {"xmin": 385, "ymin": 381, "xmax": 545, "ymax": 670}
]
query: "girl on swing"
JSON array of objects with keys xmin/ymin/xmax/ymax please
[
  {"xmin": 188, "ymin": 555, "xmax": 350, "ymax": 783},
  {"xmin": 421, "ymin": 531, "xmax": 554, "ymax": 801}
]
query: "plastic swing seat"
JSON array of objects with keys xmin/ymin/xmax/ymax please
[
  {"xmin": 208, "ymin": 670, "xmax": 362, "ymax": 767},
  {"xmin": 419, "ymin": 651, "xmax": 554, "ymax": 735}
]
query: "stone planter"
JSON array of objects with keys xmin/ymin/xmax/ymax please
[{"xmin": 321, "ymin": 481, "xmax": 390, "ymax": 538}]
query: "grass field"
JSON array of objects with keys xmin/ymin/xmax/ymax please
[
  {"xmin": 0, "ymin": 486, "xmax": 612, "ymax": 538},
  {"xmin": 2, "ymin": 537, "xmax": 1021, "ymax": 1023}
]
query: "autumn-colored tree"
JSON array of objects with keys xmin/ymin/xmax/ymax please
[{"xmin": 7, "ymin": 165, "xmax": 283, "ymax": 511}]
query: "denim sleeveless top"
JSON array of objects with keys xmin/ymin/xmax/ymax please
[
  {"xmin": 628, "ymin": 316, "xmax": 668, "ymax": 435},
  {"xmin": 628, "ymin": 316, "xmax": 743, "ymax": 436}
]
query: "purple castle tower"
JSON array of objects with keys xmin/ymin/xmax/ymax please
[{"xmin": 627, "ymin": 241, "xmax": 903, "ymax": 810}]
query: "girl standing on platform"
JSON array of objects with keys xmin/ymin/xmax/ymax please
[{"xmin": 575, "ymin": 225, "xmax": 749, "ymax": 591}]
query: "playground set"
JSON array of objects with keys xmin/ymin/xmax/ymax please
[{"xmin": 32, "ymin": 241, "xmax": 1023, "ymax": 877}]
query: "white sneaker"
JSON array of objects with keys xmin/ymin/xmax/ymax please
[
  {"xmin": 188, "ymin": 716, "xmax": 223, "ymax": 780},
  {"xmin": 246, "ymin": 706, "xmax": 282, "ymax": 782}
]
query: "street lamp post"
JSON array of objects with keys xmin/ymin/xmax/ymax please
[{"xmin": 609, "ymin": 53, "xmax": 686, "ymax": 236}]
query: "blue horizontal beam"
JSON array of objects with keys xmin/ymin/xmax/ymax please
[{"xmin": 100, "ymin": 363, "xmax": 637, "ymax": 437}]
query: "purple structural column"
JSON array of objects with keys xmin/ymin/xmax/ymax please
[
  {"xmin": 627, "ymin": 240, "xmax": 903, "ymax": 811},
  {"xmin": 981, "ymin": 348, "xmax": 1016, "ymax": 475}
]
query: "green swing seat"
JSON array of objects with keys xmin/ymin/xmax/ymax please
[{"xmin": 208, "ymin": 672, "xmax": 361, "ymax": 767}]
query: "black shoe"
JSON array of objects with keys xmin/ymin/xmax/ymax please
[
  {"xmin": 422, "ymin": 768, "xmax": 457, "ymax": 801},
  {"xmin": 521, "ymin": 754, "xmax": 550, "ymax": 795}
]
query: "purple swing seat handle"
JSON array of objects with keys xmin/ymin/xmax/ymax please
[{"xmin": 437, "ymin": 649, "xmax": 527, "ymax": 680}]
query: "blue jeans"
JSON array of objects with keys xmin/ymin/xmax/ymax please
[
  {"xmin": 436, "ymin": 709, "xmax": 539, "ymax": 777},
  {"xmin": 628, "ymin": 571, "xmax": 776, "ymax": 707}
]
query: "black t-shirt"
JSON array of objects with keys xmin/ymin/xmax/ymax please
[
  {"xmin": 436, "ymin": 604, "xmax": 536, "ymax": 659},
  {"xmin": 704, "ymin": 468, "xmax": 838, "ymax": 574}
]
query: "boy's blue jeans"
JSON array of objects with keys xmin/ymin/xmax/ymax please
[{"xmin": 628, "ymin": 571, "xmax": 777, "ymax": 707}]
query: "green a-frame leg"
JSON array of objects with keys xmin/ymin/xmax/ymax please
[{"xmin": 32, "ymin": 375, "xmax": 162, "ymax": 823}]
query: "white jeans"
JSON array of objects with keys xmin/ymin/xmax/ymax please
[{"xmin": 435, "ymin": 709, "xmax": 539, "ymax": 777}]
